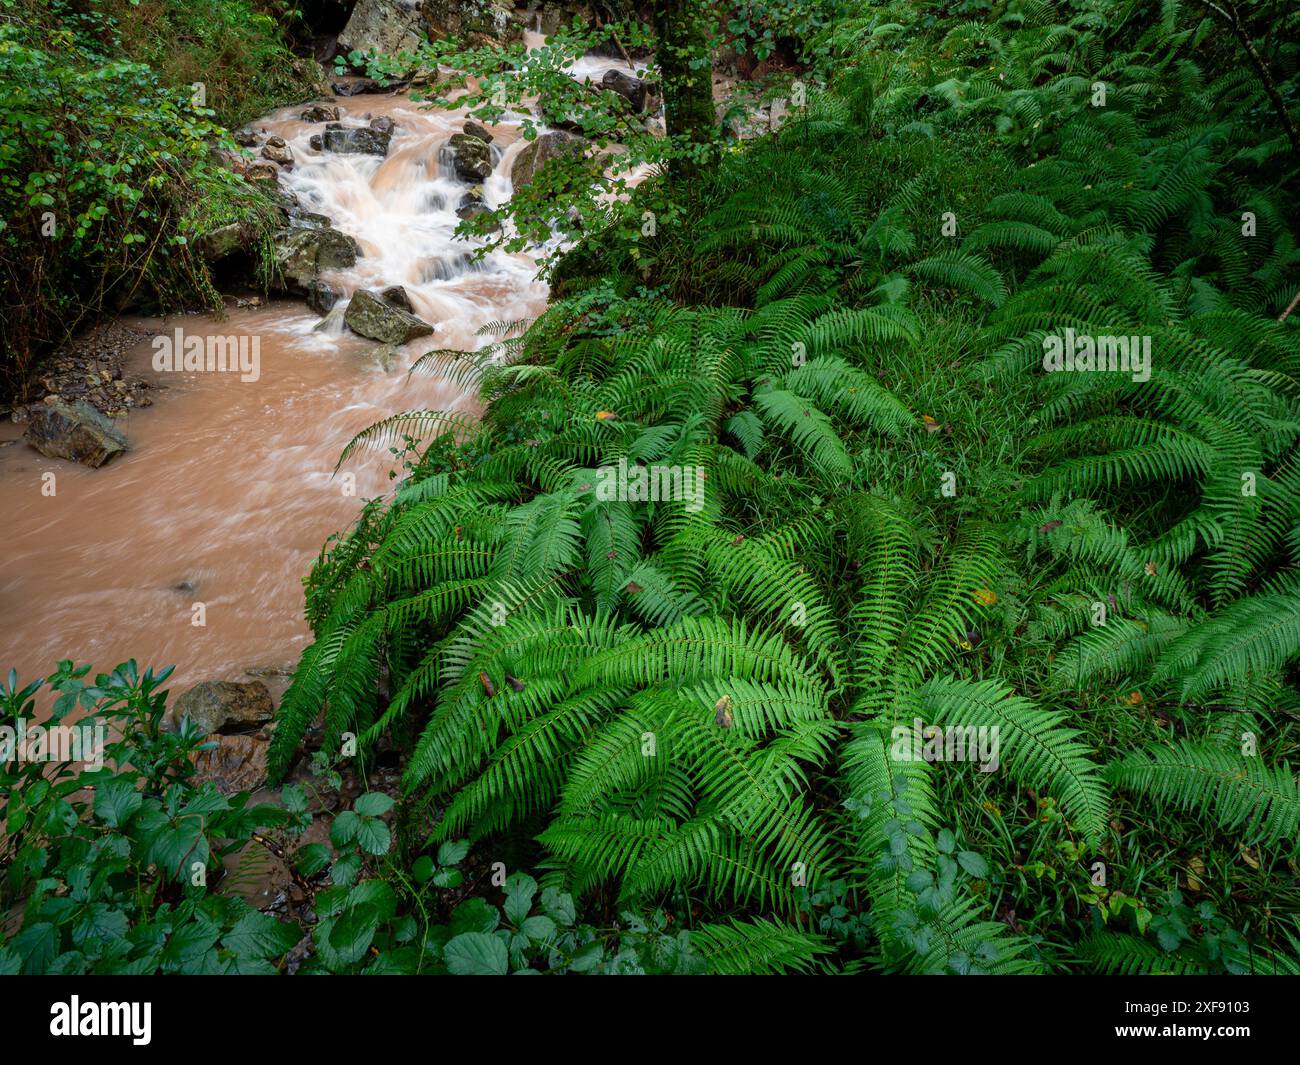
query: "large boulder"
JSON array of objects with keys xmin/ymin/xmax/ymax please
[
  {"xmin": 446, "ymin": 132, "xmax": 492, "ymax": 182},
  {"xmin": 344, "ymin": 289, "xmax": 434, "ymax": 344},
  {"xmin": 421, "ymin": 0, "xmax": 520, "ymax": 44},
  {"xmin": 172, "ymin": 680, "xmax": 274, "ymax": 736},
  {"xmin": 273, "ymin": 226, "xmax": 361, "ymax": 294},
  {"xmin": 338, "ymin": 0, "xmax": 426, "ymax": 58},
  {"xmin": 24, "ymin": 399, "xmax": 127, "ymax": 467},
  {"xmin": 510, "ymin": 130, "xmax": 585, "ymax": 189}
]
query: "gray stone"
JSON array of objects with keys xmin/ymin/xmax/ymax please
[
  {"xmin": 344, "ymin": 289, "xmax": 434, "ymax": 344},
  {"xmin": 421, "ymin": 0, "xmax": 519, "ymax": 43},
  {"xmin": 339, "ymin": 0, "xmax": 425, "ymax": 59}
]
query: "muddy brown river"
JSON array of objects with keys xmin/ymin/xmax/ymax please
[{"xmin": 0, "ymin": 40, "xmax": 639, "ymax": 693}]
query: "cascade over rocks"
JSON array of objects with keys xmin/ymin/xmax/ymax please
[
  {"xmin": 344, "ymin": 289, "xmax": 435, "ymax": 344},
  {"xmin": 23, "ymin": 398, "xmax": 127, "ymax": 468}
]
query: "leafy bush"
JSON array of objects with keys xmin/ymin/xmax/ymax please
[{"xmin": 0, "ymin": 3, "xmax": 293, "ymax": 396}]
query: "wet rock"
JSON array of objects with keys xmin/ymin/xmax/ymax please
[
  {"xmin": 601, "ymin": 69, "xmax": 655, "ymax": 113},
  {"xmin": 344, "ymin": 289, "xmax": 434, "ymax": 344},
  {"xmin": 322, "ymin": 125, "xmax": 391, "ymax": 155},
  {"xmin": 233, "ymin": 128, "xmax": 260, "ymax": 147},
  {"xmin": 464, "ymin": 118, "xmax": 494, "ymax": 143},
  {"xmin": 306, "ymin": 279, "xmax": 339, "ymax": 315},
  {"xmin": 172, "ymin": 679, "xmax": 274, "ymax": 736},
  {"xmin": 369, "ymin": 115, "xmax": 396, "ymax": 136},
  {"xmin": 510, "ymin": 130, "xmax": 584, "ymax": 189},
  {"xmin": 309, "ymin": 133, "xmax": 323, "ymax": 151},
  {"xmin": 446, "ymin": 132, "xmax": 491, "ymax": 182},
  {"xmin": 378, "ymin": 285, "xmax": 414, "ymax": 312},
  {"xmin": 191, "ymin": 733, "xmax": 270, "ymax": 794},
  {"xmin": 273, "ymin": 226, "xmax": 361, "ymax": 294},
  {"xmin": 301, "ymin": 103, "xmax": 341, "ymax": 123},
  {"xmin": 24, "ymin": 399, "xmax": 127, "ymax": 467}
]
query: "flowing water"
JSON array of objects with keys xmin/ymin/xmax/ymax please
[{"xmin": 0, "ymin": 42, "xmax": 641, "ymax": 694}]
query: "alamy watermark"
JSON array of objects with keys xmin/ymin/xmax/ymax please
[
  {"xmin": 152, "ymin": 327, "xmax": 260, "ymax": 382},
  {"xmin": 50, "ymin": 997, "xmax": 151, "ymax": 1045},
  {"xmin": 595, "ymin": 457, "xmax": 706, "ymax": 512},
  {"xmin": 890, "ymin": 718, "xmax": 1000, "ymax": 773},
  {"xmin": 1042, "ymin": 327, "xmax": 1151, "ymax": 383},
  {"xmin": 0, "ymin": 720, "xmax": 106, "ymax": 770}
]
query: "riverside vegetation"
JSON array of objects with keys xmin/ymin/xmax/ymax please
[{"xmin": 2, "ymin": 0, "xmax": 1299, "ymax": 975}]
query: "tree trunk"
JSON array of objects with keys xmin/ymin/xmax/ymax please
[{"xmin": 652, "ymin": 0, "xmax": 714, "ymax": 180}]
